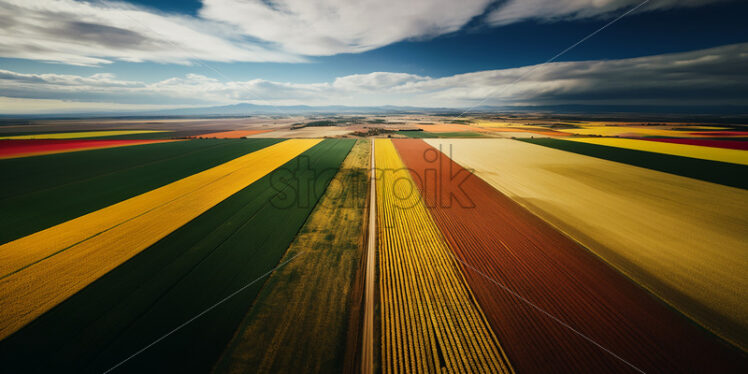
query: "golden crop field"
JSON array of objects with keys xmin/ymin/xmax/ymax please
[
  {"xmin": 566, "ymin": 137, "xmax": 748, "ymax": 165},
  {"xmin": 0, "ymin": 130, "xmax": 166, "ymax": 139},
  {"xmin": 375, "ymin": 139, "xmax": 513, "ymax": 374},
  {"xmin": 0, "ymin": 139, "xmax": 320, "ymax": 340},
  {"xmin": 426, "ymin": 138, "xmax": 748, "ymax": 351}
]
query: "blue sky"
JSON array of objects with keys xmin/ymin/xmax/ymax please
[{"xmin": 1, "ymin": 0, "xmax": 747, "ymax": 113}]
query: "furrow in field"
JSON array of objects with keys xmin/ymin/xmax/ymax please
[
  {"xmin": 375, "ymin": 139, "xmax": 513, "ymax": 374},
  {"xmin": 424, "ymin": 138, "xmax": 748, "ymax": 353},
  {"xmin": 0, "ymin": 139, "xmax": 320, "ymax": 340},
  {"xmin": 395, "ymin": 138, "xmax": 747, "ymax": 373}
]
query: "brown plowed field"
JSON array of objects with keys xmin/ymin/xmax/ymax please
[{"xmin": 392, "ymin": 138, "xmax": 746, "ymax": 373}]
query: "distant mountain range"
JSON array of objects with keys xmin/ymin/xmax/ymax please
[{"xmin": 1, "ymin": 102, "xmax": 747, "ymax": 119}]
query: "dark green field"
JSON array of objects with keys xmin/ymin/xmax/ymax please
[
  {"xmin": 0, "ymin": 139, "xmax": 281, "ymax": 244},
  {"xmin": 522, "ymin": 138, "xmax": 748, "ymax": 189},
  {"xmin": 0, "ymin": 139, "xmax": 355, "ymax": 373}
]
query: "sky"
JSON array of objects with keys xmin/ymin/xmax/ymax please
[{"xmin": 1, "ymin": 0, "xmax": 747, "ymax": 113}]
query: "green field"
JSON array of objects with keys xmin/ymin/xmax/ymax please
[
  {"xmin": 522, "ymin": 138, "xmax": 748, "ymax": 189},
  {"xmin": 0, "ymin": 139, "xmax": 355, "ymax": 373},
  {"xmin": 0, "ymin": 139, "xmax": 281, "ymax": 244},
  {"xmin": 215, "ymin": 139, "xmax": 369, "ymax": 373}
]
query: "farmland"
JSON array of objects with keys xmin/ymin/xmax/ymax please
[
  {"xmin": 0, "ymin": 139, "xmax": 354, "ymax": 372},
  {"xmin": 564, "ymin": 136, "xmax": 748, "ymax": 165},
  {"xmin": 522, "ymin": 137, "xmax": 748, "ymax": 188},
  {"xmin": 215, "ymin": 139, "xmax": 368, "ymax": 373},
  {"xmin": 426, "ymin": 138, "xmax": 748, "ymax": 351},
  {"xmin": 0, "ymin": 139, "xmax": 320, "ymax": 340},
  {"xmin": 0, "ymin": 139, "xmax": 282, "ymax": 243},
  {"xmin": 0, "ymin": 139, "xmax": 178, "ymax": 159},
  {"xmin": 395, "ymin": 138, "xmax": 745, "ymax": 372},
  {"xmin": 0, "ymin": 116, "xmax": 745, "ymax": 373},
  {"xmin": 375, "ymin": 139, "xmax": 512, "ymax": 374}
]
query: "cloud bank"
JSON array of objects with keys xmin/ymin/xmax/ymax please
[
  {"xmin": 2, "ymin": 43, "xmax": 746, "ymax": 113},
  {"xmin": 0, "ymin": 0, "xmax": 732, "ymax": 65}
]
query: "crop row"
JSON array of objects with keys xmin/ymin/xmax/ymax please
[{"xmin": 375, "ymin": 139, "xmax": 512, "ymax": 374}]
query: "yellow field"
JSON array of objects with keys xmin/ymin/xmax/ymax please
[
  {"xmin": 565, "ymin": 137, "xmax": 748, "ymax": 165},
  {"xmin": 426, "ymin": 138, "xmax": 748, "ymax": 351},
  {"xmin": 0, "ymin": 139, "xmax": 320, "ymax": 340},
  {"xmin": 375, "ymin": 139, "xmax": 513, "ymax": 374},
  {"xmin": 558, "ymin": 126, "xmax": 705, "ymax": 137}
]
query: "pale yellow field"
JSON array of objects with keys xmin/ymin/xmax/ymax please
[
  {"xmin": 0, "ymin": 139, "xmax": 320, "ymax": 340},
  {"xmin": 566, "ymin": 137, "xmax": 748, "ymax": 165},
  {"xmin": 0, "ymin": 130, "xmax": 165, "ymax": 139},
  {"xmin": 376, "ymin": 139, "xmax": 513, "ymax": 374},
  {"xmin": 426, "ymin": 138, "xmax": 748, "ymax": 351}
]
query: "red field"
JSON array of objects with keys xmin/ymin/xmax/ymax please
[
  {"xmin": 689, "ymin": 131, "xmax": 748, "ymax": 137},
  {"xmin": 641, "ymin": 137, "xmax": 748, "ymax": 150},
  {"xmin": 392, "ymin": 138, "xmax": 746, "ymax": 374},
  {"xmin": 0, "ymin": 139, "xmax": 177, "ymax": 159}
]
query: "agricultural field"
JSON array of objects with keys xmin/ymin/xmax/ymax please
[
  {"xmin": 0, "ymin": 130, "xmax": 166, "ymax": 139},
  {"xmin": 215, "ymin": 139, "xmax": 368, "ymax": 373},
  {"xmin": 375, "ymin": 139, "xmax": 513, "ymax": 374},
  {"xmin": 523, "ymin": 137, "xmax": 747, "ymax": 188},
  {"xmin": 425, "ymin": 138, "xmax": 748, "ymax": 352},
  {"xmin": 0, "ymin": 138, "xmax": 178, "ymax": 159},
  {"xmin": 0, "ymin": 118, "xmax": 746, "ymax": 373},
  {"xmin": 0, "ymin": 138, "xmax": 354, "ymax": 372},
  {"xmin": 395, "ymin": 138, "xmax": 744, "ymax": 372}
]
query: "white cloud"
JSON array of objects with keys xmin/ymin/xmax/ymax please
[
  {"xmin": 0, "ymin": 0, "xmax": 737, "ymax": 66},
  {"xmin": 487, "ymin": 0, "xmax": 730, "ymax": 26},
  {"xmin": 199, "ymin": 0, "xmax": 492, "ymax": 55},
  {"xmin": 0, "ymin": 0, "xmax": 303, "ymax": 66},
  {"xmin": 1, "ymin": 43, "xmax": 747, "ymax": 112}
]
